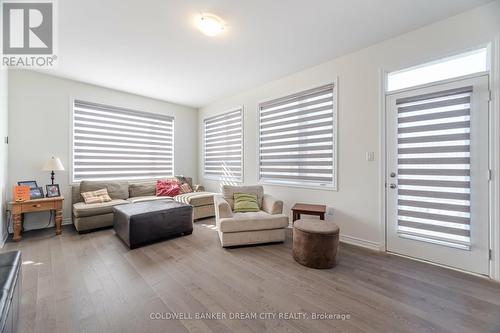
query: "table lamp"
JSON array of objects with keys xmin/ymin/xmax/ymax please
[{"xmin": 42, "ymin": 157, "xmax": 65, "ymax": 185}]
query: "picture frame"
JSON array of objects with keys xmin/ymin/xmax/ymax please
[
  {"xmin": 45, "ymin": 184, "xmax": 61, "ymax": 198},
  {"xmin": 18, "ymin": 180, "xmax": 38, "ymax": 189},
  {"xmin": 29, "ymin": 187, "xmax": 45, "ymax": 200}
]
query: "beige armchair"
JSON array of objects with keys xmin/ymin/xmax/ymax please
[{"xmin": 214, "ymin": 185, "xmax": 289, "ymax": 247}]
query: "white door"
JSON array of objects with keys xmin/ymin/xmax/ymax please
[{"xmin": 386, "ymin": 75, "xmax": 490, "ymax": 275}]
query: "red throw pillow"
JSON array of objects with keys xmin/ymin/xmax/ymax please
[{"xmin": 156, "ymin": 180, "xmax": 181, "ymax": 197}]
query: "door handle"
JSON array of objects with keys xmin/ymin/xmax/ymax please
[{"xmin": 389, "ymin": 183, "xmax": 397, "ymax": 189}]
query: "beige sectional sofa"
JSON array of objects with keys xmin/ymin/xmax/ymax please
[
  {"xmin": 214, "ymin": 185, "xmax": 289, "ymax": 247},
  {"xmin": 71, "ymin": 178, "xmax": 215, "ymax": 232}
]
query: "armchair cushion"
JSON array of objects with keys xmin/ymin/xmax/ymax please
[
  {"xmin": 233, "ymin": 193, "xmax": 260, "ymax": 212},
  {"xmin": 222, "ymin": 185, "xmax": 264, "ymax": 210},
  {"xmin": 218, "ymin": 211, "xmax": 288, "ymax": 233},
  {"xmin": 262, "ymin": 194, "xmax": 284, "ymax": 215}
]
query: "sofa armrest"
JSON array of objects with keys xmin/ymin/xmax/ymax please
[
  {"xmin": 214, "ymin": 194, "xmax": 232, "ymax": 219},
  {"xmin": 262, "ymin": 194, "xmax": 283, "ymax": 215}
]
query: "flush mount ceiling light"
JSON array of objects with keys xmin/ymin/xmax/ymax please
[{"xmin": 196, "ymin": 14, "xmax": 225, "ymax": 37}]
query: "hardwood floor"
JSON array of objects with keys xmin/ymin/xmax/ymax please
[{"xmin": 2, "ymin": 218, "xmax": 500, "ymax": 333}]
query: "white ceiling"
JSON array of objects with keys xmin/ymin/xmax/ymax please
[{"xmin": 49, "ymin": 0, "xmax": 491, "ymax": 108}]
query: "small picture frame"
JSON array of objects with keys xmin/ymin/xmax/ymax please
[
  {"xmin": 29, "ymin": 187, "xmax": 44, "ymax": 200},
  {"xmin": 46, "ymin": 184, "xmax": 61, "ymax": 198},
  {"xmin": 18, "ymin": 180, "xmax": 38, "ymax": 189}
]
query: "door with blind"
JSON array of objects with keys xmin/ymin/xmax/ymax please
[{"xmin": 386, "ymin": 75, "xmax": 490, "ymax": 275}]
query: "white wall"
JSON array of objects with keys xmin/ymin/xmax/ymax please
[
  {"xmin": 198, "ymin": 2, "xmax": 500, "ymax": 250},
  {"xmin": 0, "ymin": 69, "xmax": 8, "ymax": 246},
  {"xmin": 8, "ymin": 70, "xmax": 198, "ymax": 230}
]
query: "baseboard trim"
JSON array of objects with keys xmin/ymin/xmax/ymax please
[{"xmin": 339, "ymin": 234, "xmax": 381, "ymax": 252}]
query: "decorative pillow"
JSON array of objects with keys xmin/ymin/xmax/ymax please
[
  {"xmin": 233, "ymin": 193, "xmax": 260, "ymax": 213},
  {"xmin": 180, "ymin": 183, "xmax": 193, "ymax": 194},
  {"xmin": 81, "ymin": 188, "xmax": 112, "ymax": 204},
  {"xmin": 175, "ymin": 175, "xmax": 187, "ymax": 183},
  {"xmin": 156, "ymin": 180, "xmax": 181, "ymax": 197}
]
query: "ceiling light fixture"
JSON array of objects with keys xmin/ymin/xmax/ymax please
[{"xmin": 196, "ymin": 14, "xmax": 225, "ymax": 37}]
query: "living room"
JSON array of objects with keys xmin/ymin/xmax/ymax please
[{"xmin": 0, "ymin": 0, "xmax": 500, "ymax": 332}]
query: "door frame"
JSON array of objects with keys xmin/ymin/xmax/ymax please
[
  {"xmin": 385, "ymin": 75, "xmax": 490, "ymax": 275},
  {"xmin": 378, "ymin": 42, "xmax": 500, "ymax": 280}
]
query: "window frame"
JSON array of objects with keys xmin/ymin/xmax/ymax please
[
  {"xmin": 69, "ymin": 97, "xmax": 175, "ymax": 184},
  {"xmin": 257, "ymin": 81, "xmax": 338, "ymax": 191},
  {"xmin": 386, "ymin": 47, "xmax": 490, "ymax": 93},
  {"xmin": 203, "ymin": 107, "xmax": 244, "ymax": 183}
]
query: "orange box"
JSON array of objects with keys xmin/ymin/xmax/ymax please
[{"xmin": 13, "ymin": 186, "xmax": 30, "ymax": 202}]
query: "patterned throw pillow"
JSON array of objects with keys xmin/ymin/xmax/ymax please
[
  {"xmin": 156, "ymin": 180, "xmax": 181, "ymax": 197},
  {"xmin": 174, "ymin": 175, "xmax": 191, "ymax": 187},
  {"xmin": 81, "ymin": 188, "xmax": 112, "ymax": 204},
  {"xmin": 233, "ymin": 193, "xmax": 260, "ymax": 212},
  {"xmin": 180, "ymin": 183, "xmax": 193, "ymax": 194}
]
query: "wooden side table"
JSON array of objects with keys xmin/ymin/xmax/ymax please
[
  {"xmin": 9, "ymin": 196, "xmax": 64, "ymax": 241},
  {"xmin": 291, "ymin": 203, "xmax": 327, "ymax": 222}
]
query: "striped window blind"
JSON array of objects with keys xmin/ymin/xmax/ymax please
[
  {"xmin": 203, "ymin": 109, "xmax": 243, "ymax": 182},
  {"xmin": 259, "ymin": 84, "xmax": 336, "ymax": 188},
  {"xmin": 72, "ymin": 100, "xmax": 174, "ymax": 182},
  {"xmin": 396, "ymin": 86, "xmax": 472, "ymax": 249}
]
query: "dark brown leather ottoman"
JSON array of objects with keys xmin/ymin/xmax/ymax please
[
  {"xmin": 113, "ymin": 200, "xmax": 193, "ymax": 249},
  {"xmin": 293, "ymin": 219, "xmax": 339, "ymax": 269}
]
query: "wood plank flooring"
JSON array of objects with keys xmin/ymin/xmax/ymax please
[{"xmin": 2, "ymin": 218, "xmax": 500, "ymax": 333}]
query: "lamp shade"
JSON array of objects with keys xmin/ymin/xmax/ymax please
[{"xmin": 42, "ymin": 157, "xmax": 65, "ymax": 171}]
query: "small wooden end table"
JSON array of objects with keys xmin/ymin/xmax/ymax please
[
  {"xmin": 9, "ymin": 196, "xmax": 64, "ymax": 241},
  {"xmin": 291, "ymin": 203, "xmax": 327, "ymax": 222}
]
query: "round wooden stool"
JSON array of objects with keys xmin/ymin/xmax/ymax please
[{"xmin": 293, "ymin": 219, "xmax": 340, "ymax": 269}]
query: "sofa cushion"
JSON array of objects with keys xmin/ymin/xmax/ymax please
[
  {"xmin": 80, "ymin": 181, "xmax": 129, "ymax": 200},
  {"xmin": 126, "ymin": 196, "xmax": 172, "ymax": 204},
  {"xmin": 73, "ymin": 199, "xmax": 129, "ymax": 218},
  {"xmin": 174, "ymin": 192, "xmax": 215, "ymax": 207},
  {"xmin": 222, "ymin": 185, "xmax": 264, "ymax": 210},
  {"xmin": 129, "ymin": 181, "xmax": 156, "ymax": 197},
  {"xmin": 218, "ymin": 211, "xmax": 288, "ymax": 233}
]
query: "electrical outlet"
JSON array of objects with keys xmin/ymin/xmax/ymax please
[
  {"xmin": 327, "ymin": 207, "xmax": 335, "ymax": 215},
  {"xmin": 366, "ymin": 151, "xmax": 374, "ymax": 161}
]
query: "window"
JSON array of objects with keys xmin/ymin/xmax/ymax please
[
  {"xmin": 396, "ymin": 86, "xmax": 473, "ymax": 249},
  {"xmin": 72, "ymin": 100, "xmax": 174, "ymax": 182},
  {"xmin": 258, "ymin": 84, "xmax": 336, "ymax": 189},
  {"xmin": 387, "ymin": 48, "xmax": 488, "ymax": 92},
  {"xmin": 203, "ymin": 108, "xmax": 243, "ymax": 182}
]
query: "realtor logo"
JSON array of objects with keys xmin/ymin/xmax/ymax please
[{"xmin": 2, "ymin": 1, "xmax": 57, "ymax": 67}]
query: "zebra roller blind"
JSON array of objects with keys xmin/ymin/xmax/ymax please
[
  {"xmin": 259, "ymin": 84, "xmax": 336, "ymax": 188},
  {"xmin": 72, "ymin": 100, "xmax": 174, "ymax": 182},
  {"xmin": 203, "ymin": 109, "xmax": 243, "ymax": 182},
  {"xmin": 396, "ymin": 86, "xmax": 473, "ymax": 249}
]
